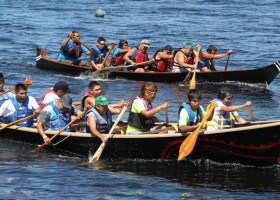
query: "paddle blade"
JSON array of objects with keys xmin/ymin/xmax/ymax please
[
  {"xmin": 177, "ymin": 101, "xmax": 217, "ymax": 161},
  {"xmin": 89, "ymin": 142, "xmax": 106, "ymax": 162},
  {"xmin": 189, "ymin": 72, "xmax": 196, "ymax": 90},
  {"xmin": 178, "ymin": 128, "xmax": 201, "ymax": 160}
]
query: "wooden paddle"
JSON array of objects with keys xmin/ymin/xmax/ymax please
[
  {"xmin": 165, "ymin": 108, "xmax": 169, "ymax": 124},
  {"xmin": 89, "ymin": 105, "xmax": 128, "ymax": 162},
  {"xmin": 178, "ymin": 101, "xmax": 217, "ymax": 161},
  {"xmin": 246, "ymin": 105, "xmax": 255, "ymax": 122},
  {"xmin": 101, "ymin": 42, "xmax": 116, "ymax": 69},
  {"xmin": 72, "ymin": 35, "xmax": 91, "ymax": 51},
  {"xmin": 189, "ymin": 45, "xmax": 201, "ymax": 90},
  {"xmin": 93, "ymin": 60, "xmax": 153, "ymax": 75},
  {"xmin": 34, "ymin": 109, "xmax": 87, "ymax": 152},
  {"xmin": 0, "ymin": 112, "xmax": 38, "ymax": 132},
  {"xmin": 224, "ymin": 54, "xmax": 231, "ymax": 70},
  {"xmin": 0, "ymin": 78, "xmax": 32, "ymax": 96}
]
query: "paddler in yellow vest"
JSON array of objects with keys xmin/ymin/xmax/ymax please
[{"xmin": 206, "ymin": 87, "xmax": 251, "ymax": 130}]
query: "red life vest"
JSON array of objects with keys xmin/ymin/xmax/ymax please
[
  {"xmin": 185, "ymin": 57, "xmax": 193, "ymax": 64},
  {"xmin": 115, "ymin": 55, "xmax": 125, "ymax": 66},
  {"xmin": 81, "ymin": 91, "xmax": 97, "ymax": 109},
  {"xmin": 152, "ymin": 50, "xmax": 173, "ymax": 72},
  {"xmin": 39, "ymin": 88, "xmax": 54, "ymax": 109},
  {"xmin": 135, "ymin": 50, "xmax": 149, "ymax": 63}
]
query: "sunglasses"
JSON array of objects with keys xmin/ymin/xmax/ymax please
[{"xmin": 148, "ymin": 90, "xmax": 157, "ymax": 95}]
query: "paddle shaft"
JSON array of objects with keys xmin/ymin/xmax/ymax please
[
  {"xmin": 0, "ymin": 113, "xmax": 38, "ymax": 131},
  {"xmin": 189, "ymin": 45, "xmax": 201, "ymax": 90},
  {"xmin": 224, "ymin": 54, "xmax": 231, "ymax": 70},
  {"xmin": 34, "ymin": 109, "xmax": 87, "ymax": 152},
  {"xmin": 72, "ymin": 35, "xmax": 91, "ymax": 51},
  {"xmin": 94, "ymin": 60, "xmax": 153, "ymax": 75},
  {"xmin": 101, "ymin": 42, "xmax": 116, "ymax": 68},
  {"xmin": 89, "ymin": 105, "xmax": 128, "ymax": 162},
  {"xmin": 165, "ymin": 108, "xmax": 169, "ymax": 124},
  {"xmin": 246, "ymin": 105, "xmax": 255, "ymax": 122},
  {"xmin": 0, "ymin": 79, "xmax": 32, "ymax": 96}
]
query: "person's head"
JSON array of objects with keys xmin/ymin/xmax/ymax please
[
  {"xmin": 218, "ymin": 87, "xmax": 234, "ymax": 105},
  {"xmin": 206, "ymin": 45, "xmax": 217, "ymax": 54},
  {"xmin": 95, "ymin": 95, "xmax": 109, "ymax": 114},
  {"xmin": 15, "ymin": 83, "xmax": 27, "ymax": 103},
  {"xmin": 96, "ymin": 37, "xmax": 106, "ymax": 50},
  {"xmin": 57, "ymin": 94, "xmax": 73, "ymax": 112},
  {"xmin": 140, "ymin": 82, "xmax": 158, "ymax": 102},
  {"xmin": 139, "ymin": 39, "xmax": 150, "ymax": 52},
  {"xmin": 119, "ymin": 39, "xmax": 128, "ymax": 49},
  {"xmin": 71, "ymin": 31, "xmax": 80, "ymax": 43},
  {"xmin": 88, "ymin": 81, "xmax": 101, "ymax": 97},
  {"xmin": 183, "ymin": 42, "xmax": 195, "ymax": 56},
  {"xmin": 163, "ymin": 45, "xmax": 172, "ymax": 55},
  {"xmin": 0, "ymin": 73, "xmax": 5, "ymax": 91},
  {"xmin": 53, "ymin": 81, "xmax": 69, "ymax": 98},
  {"xmin": 187, "ymin": 89, "xmax": 202, "ymax": 110}
]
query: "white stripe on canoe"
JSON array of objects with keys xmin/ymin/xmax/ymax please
[{"xmin": 274, "ymin": 61, "xmax": 280, "ymax": 72}]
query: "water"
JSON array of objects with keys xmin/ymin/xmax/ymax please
[{"xmin": 0, "ymin": 0, "xmax": 280, "ymax": 199}]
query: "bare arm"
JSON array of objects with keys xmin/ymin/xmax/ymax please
[
  {"xmin": 87, "ymin": 115, "xmax": 108, "ymax": 143},
  {"xmin": 36, "ymin": 121, "xmax": 51, "ymax": 144},
  {"xmin": 123, "ymin": 47, "xmax": 137, "ymax": 65},
  {"xmin": 177, "ymin": 52, "xmax": 195, "ymax": 68},
  {"xmin": 156, "ymin": 52, "xmax": 173, "ymax": 60},
  {"xmin": 140, "ymin": 102, "xmax": 169, "ymax": 118},
  {"xmin": 221, "ymin": 101, "xmax": 251, "ymax": 112},
  {"xmin": 202, "ymin": 50, "xmax": 233, "ymax": 59}
]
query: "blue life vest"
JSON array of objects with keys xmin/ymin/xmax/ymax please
[
  {"xmin": 179, "ymin": 103, "xmax": 203, "ymax": 126},
  {"xmin": 85, "ymin": 107, "xmax": 112, "ymax": 134},
  {"xmin": 8, "ymin": 97, "xmax": 33, "ymax": 127},
  {"xmin": 0, "ymin": 93, "xmax": 14, "ymax": 106},
  {"xmin": 92, "ymin": 46, "xmax": 107, "ymax": 64},
  {"xmin": 47, "ymin": 102, "xmax": 71, "ymax": 132}
]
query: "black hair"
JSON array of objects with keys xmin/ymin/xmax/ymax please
[
  {"xmin": 15, "ymin": 83, "xmax": 27, "ymax": 93},
  {"xmin": 188, "ymin": 89, "xmax": 201, "ymax": 102},
  {"xmin": 118, "ymin": 39, "xmax": 128, "ymax": 48},
  {"xmin": 218, "ymin": 87, "xmax": 233, "ymax": 100},
  {"xmin": 97, "ymin": 37, "xmax": 106, "ymax": 43},
  {"xmin": 206, "ymin": 45, "xmax": 217, "ymax": 53},
  {"xmin": 88, "ymin": 81, "xmax": 100, "ymax": 89},
  {"xmin": 0, "ymin": 73, "xmax": 4, "ymax": 81}
]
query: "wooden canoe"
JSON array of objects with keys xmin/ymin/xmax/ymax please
[
  {"xmin": 36, "ymin": 48, "xmax": 280, "ymax": 85},
  {"xmin": 1, "ymin": 119, "xmax": 280, "ymax": 166}
]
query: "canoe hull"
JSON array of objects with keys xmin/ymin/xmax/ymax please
[
  {"xmin": 35, "ymin": 48, "xmax": 280, "ymax": 85},
  {"xmin": 1, "ymin": 120, "xmax": 280, "ymax": 166}
]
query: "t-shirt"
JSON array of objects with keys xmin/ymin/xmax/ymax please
[
  {"xmin": 0, "ymin": 96, "xmax": 39, "ymax": 117},
  {"xmin": 42, "ymin": 92, "xmax": 60, "ymax": 106},
  {"xmin": 0, "ymin": 92, "xmax": 15, "ymax": 105},
  {"xmin": 126, "ymin": 98, "xmax": 153, "ymax": 133}
]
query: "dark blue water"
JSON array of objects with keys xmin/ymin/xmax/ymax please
[{"xmin": 0, "ymin": 0, "xmax": 280, "ymax": 199}]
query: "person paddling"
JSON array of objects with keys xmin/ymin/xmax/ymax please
[
  {"xmin": 205, "ymin": 87, "xmax": 251, "ymax": 130},
  {"xmin": 178, "ymin": 89, "xmax": 206, "ymax": 133},
  {"xmin": 0, "ymin": 73, "xmax": 15, "ymax": 106}
]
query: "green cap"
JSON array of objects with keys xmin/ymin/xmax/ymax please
[{"xmin": 95, "ymin": 96, "xmax": 109, "ymax": 106}]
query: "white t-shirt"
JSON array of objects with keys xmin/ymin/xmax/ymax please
[{"xmin": 0, "ymin": 96, "xmax": 39, "ymax": 117}]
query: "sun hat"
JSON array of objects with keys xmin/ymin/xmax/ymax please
[
  {"xmin": 95, "ymin": 96, "xmax": 109, "ymax": 106},
  {"xmin": 140, "ymin": 39, "xmax": 150, "ymax": 48},
  {"xmin": 53, "ymin": 81, "xmax": 70, "ymax": 93},
  {"xmin": 61, "ymin": 94, "xmax": 72, "ymax": 109}
]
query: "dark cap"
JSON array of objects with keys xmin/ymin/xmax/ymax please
[
  {"xmin": 53, "ymin": 81, "xmax": 69, "ymax": 93},
  {"xmin": 163, "ymin": 45, "xmax": 172, "ymax": 52},
  {"xmin": 61, "ymin": 94, "xmax": 72, "ymax": 109}
]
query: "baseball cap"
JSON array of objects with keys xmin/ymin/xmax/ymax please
[
  {"xmin": 61, "ymin": 94, "xmax": 72, "ymax": 109},
  {"xmin": 140, "ymin": 39, "xmax": 150, "ymax": 48},
  {"xmin": 163, "ymin": 45, "xmax": 172, "ymax": 52},
  {"xmin": 95, "ymin": 96, "xmax": 109, "ymax": 106},
  {"xmin": 53, "ymin": 81, "xmax": 70, "ymax": 93}
]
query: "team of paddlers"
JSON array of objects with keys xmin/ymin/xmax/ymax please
[
  {"xmin": 0, "ymin": 72, "xmax": 251, "ymax": 147},
  {"xmin": 57, "ymin": 31, "xmax": 233, "ymax": 73}
]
